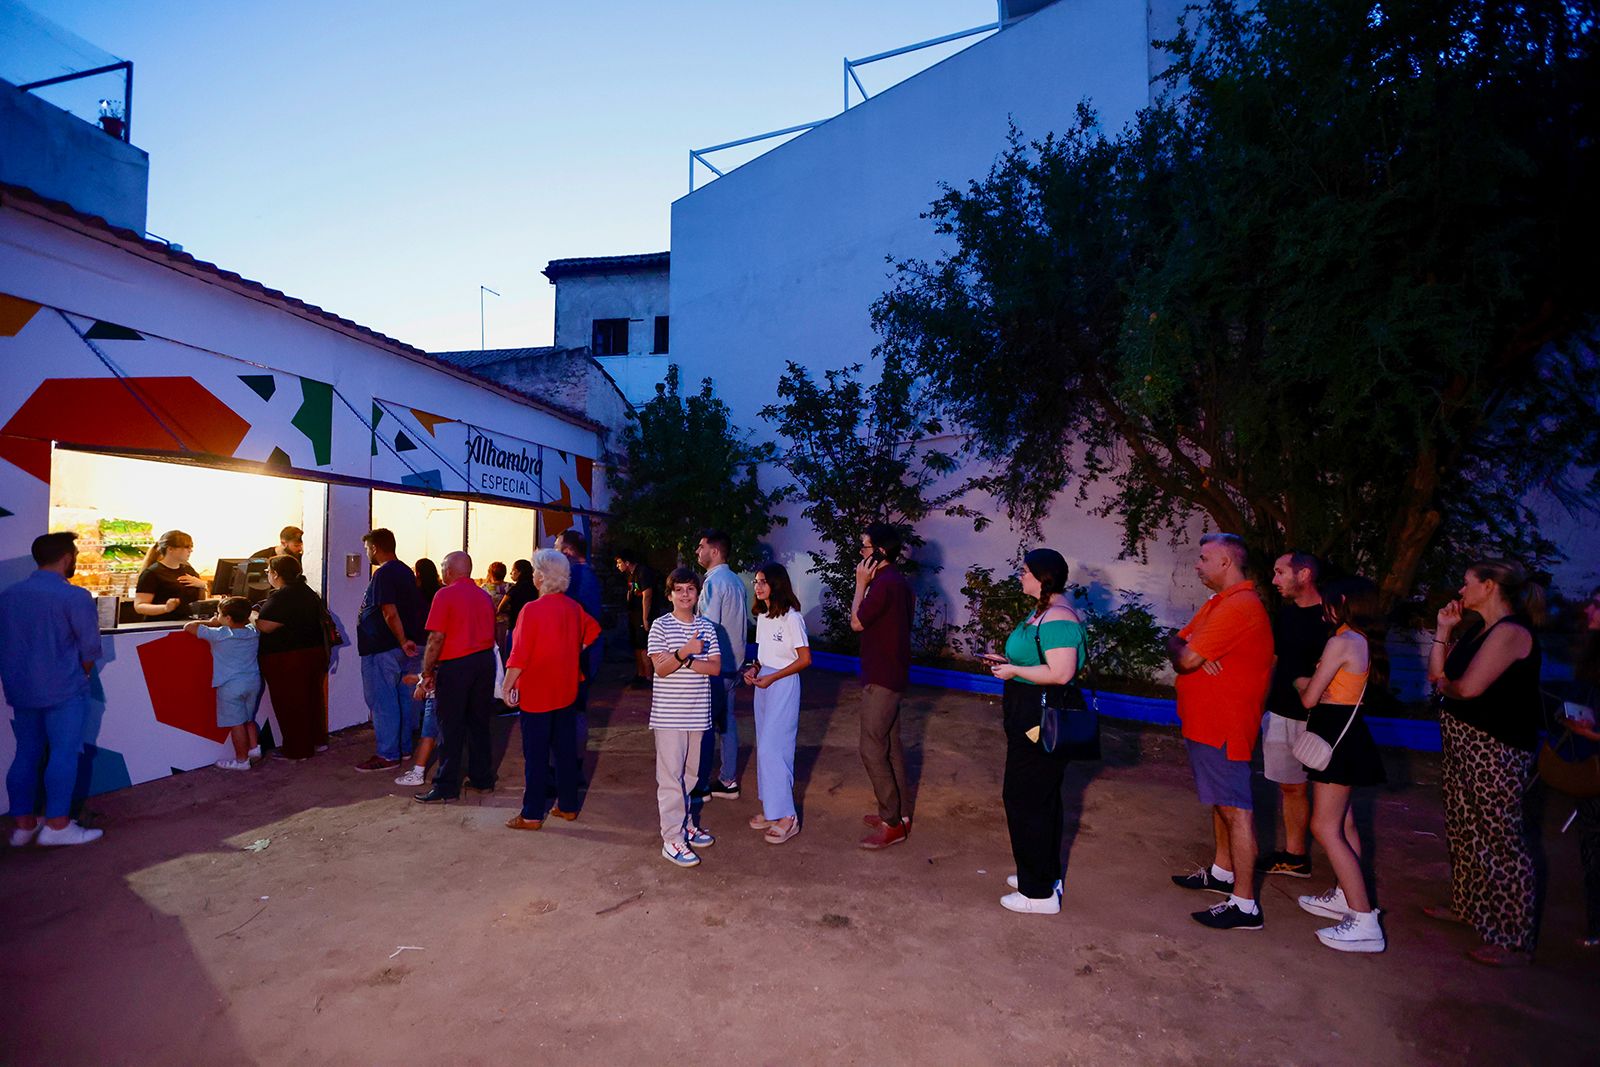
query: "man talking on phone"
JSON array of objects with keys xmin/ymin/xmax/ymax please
[{"xmin": 852, "ymin": 522, "xmax": 914, "ymax": 849}]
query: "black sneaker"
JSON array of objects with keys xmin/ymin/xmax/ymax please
[
  {"xmin": 709, "ymin": 779, "xmax": 740, "ymax": 800},
  {"xmin": 1259, "ymin": 851, "xmax": 1313, "ymax": 878},
  {"xmin": 1192, "ymin": 900, "xmax": 1264, "ymax": 931},
  {"xmin": 1171, "ymin": 867, "xmax": 1235, "ymax": 895}
]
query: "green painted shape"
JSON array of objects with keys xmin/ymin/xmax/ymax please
[
  {"xmin": 267, "ymin": 447, "xmax": 292, "ymax": 466},
  {"xmin": 84, "ymin": 320, "xmax": 143, "ymax": 341},
  {"xmin": 240, "ymin": 374, "xmax": 276, "ymax": 402},
  {"xmin": 394, "ymin": 430, "xmax": 417, "ymax": 452},
  {"xmin": 290, "ymin": 378, "xmax": 334, "ymax": 466}
]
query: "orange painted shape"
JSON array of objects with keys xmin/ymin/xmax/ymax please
[
  {"xmin": 0, "ymin": 377, "xmax": 250, "ymax": 459},
  {"xmin": 575, "ymin": 456, "xmax": 594, "ymax": 497},
  {"xmin": 137, "ymin": 632, "xmax": 228, "ymax": 743},
  {"xmin": 537, "ymin": 479, "xmax": 574, "ymax": 541},
  {"xmin": 410, "ymin": 408, "xmax": 455, "ymax": 437},
  {"xmin": 0, "ymin": 293, "xmax": 42, "ymax": 336},
  {"xmin": 0, "ymin": 434, "xmax": 51, "ymax": 483}
]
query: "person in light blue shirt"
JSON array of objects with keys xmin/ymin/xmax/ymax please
[
  {"xmin": 186, "ymin": 596, "xmax": 262, "ymax": 772},
  {"xmin": 695, "ymin": 529, "xmax": 750, "ymax": 799},
  {"xmin": 0, "ymin": 532, "xmax": 104, "ymax": 847}
]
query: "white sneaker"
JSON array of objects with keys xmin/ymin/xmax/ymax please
[
  {"xmin": 1000, "ymin": 890, "xmax": 1061, "ymax": 915},
  {"xmin": 247, "ymin": 746, "xmax": 263, "ymax": 761},
  {"xmin": 1006, "ymin": 874, "xmax": 1064, "ymax": 895},
  {"xmin": 38, "ymin": 821, "xmax": 103, "ymax": 846},
  {"xmin": 1298, "ymin": 885, "xmax": 1350, "ymax": 920},
  {"xmin": 215, "ymin": 758, "xmax": 252, "ymax": 772},
  {"xmin": 395, "ymin": 765, "xmax": 426, "ymax": 787},
  {"xmin": 1316, "ymin": 911, "xmax": 1386, "ymax": 953},
  {"xmin": 9, "ymin": 824, "xmax": 41, "ymax": 847}
]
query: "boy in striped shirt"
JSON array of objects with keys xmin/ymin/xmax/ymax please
[{"xmin": 648, "ymin": 566, "xmax": 722, "ymax": 867}]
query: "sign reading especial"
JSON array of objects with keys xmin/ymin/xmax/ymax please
[{"xmin": 466, "ymin": 428, "xmax": 543, "ymax": 502}]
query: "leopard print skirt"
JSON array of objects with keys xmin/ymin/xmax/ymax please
[{"xmin": 1439, "ymin": 711, "xmax": 1537, "ymax": 952}]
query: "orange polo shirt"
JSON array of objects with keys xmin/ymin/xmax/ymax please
[
  {"xmin": 424, "ymin": 577, "xmax": 497, "ymax": 661},
  {"xmin": 1174, "ymin": 580, "xmax": 1274, "ymax": 760}
]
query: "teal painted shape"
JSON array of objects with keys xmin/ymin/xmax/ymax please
[
  {"xmin": 401, "ymin": 470, "xmax": 443, "ymax": 491},
  {"xmin": 74, "ymin": 744, "xmax": 132, "ymax": 801},
  {"xmin": 291, "ymin": 378, "xmax": 334, "ymax": 466},
  {"xmin": 240, "ymin": 374, "xmax": 276, "ymax": 402},
  {"xmin": 394, "ymin": 430, "xmax": 417, "ymax": 452},
  {"xmin": 84, "ymin": 320, "xmax": 143, "ymax": 341}
]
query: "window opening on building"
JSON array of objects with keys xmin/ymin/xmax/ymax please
[
  {"xmin": 652, "ymin": 315, "xmax": 669, "ymax": 354},
  {"xmin": 592, "ymin": 318, "xmax": 629, "ymax": 356}
]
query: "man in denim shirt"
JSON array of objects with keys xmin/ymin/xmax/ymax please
[{"xmin": 0, "ymin": 532, "xmax": 104, "ymax": 846}]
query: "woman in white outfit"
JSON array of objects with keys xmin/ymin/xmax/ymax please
[{"xmin": 743, "ymin": 563, "xmax": 811, "ymax": 844}]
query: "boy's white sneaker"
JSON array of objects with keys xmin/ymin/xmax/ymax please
[
  {"xmin": 247, "ymin": 746, "xmax": 263, "ymax": 761},
  {"xmin": 394, "ymin": 765, "xmax": 426, "ymax": 787},
  {"xmin": 9, "ymin": 824, "xmax": 41, "ymax": 847},
  {"xmin": 1298, "ymin": 885, "xmax": 1350, "ymax": 920},
  {"xmin": 215, "ymin": 758, "xmax": 252, "ymax": 772},
  {"xmin": 38, "ymin": 821, "xmax": 103, "ymax": 846}
]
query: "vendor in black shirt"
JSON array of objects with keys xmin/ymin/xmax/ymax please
[
  {"xmin": 251, "ymin": 525, "xmax": 304, "ymax": 566},
  {"xmin": 133, "ymin": 529, "xmax": 208, "ymax": 618}
]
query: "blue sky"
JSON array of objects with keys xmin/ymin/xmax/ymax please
[{"xmin": 20, "ymin": 1, "xmax": 999, "ymax": 352}]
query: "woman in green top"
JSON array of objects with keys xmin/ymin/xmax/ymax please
[{"xmin": 982, "ymin": 548, "xmax": 1086, "ymax": 916}]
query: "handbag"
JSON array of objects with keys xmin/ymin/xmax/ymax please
[
  {"xmin": 1536, "ymin": 691, "xmax": 1600, "ymax": 799},
  {"xmin": 1293, "ymin": 681, "xmax": 1366, "ymax": 772},
  {"xmin": 1033, "ymin": 624, "xmax": 1099, "ymax": 758}
]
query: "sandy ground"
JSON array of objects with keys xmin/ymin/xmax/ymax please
[{"xmin": 2, "ymin": 666, "xmax": 1596, "ymax": 1066}]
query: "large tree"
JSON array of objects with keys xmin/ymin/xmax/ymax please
[
  {"xmin": 873, "ymin": 0, "xmax": 1600, "ymax": 607},
  {"xmin": 608, "ymin": 365, "xmax": 787, "ymax": 565}
]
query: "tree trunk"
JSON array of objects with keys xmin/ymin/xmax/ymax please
[{"xmin": 1378, "ymin": 448, "xmax": 1444, "ymax": 613}]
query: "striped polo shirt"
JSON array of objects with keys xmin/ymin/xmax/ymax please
[{"xmin": 646, "ymin": 612, "xmax": 718, "ymax": 730}]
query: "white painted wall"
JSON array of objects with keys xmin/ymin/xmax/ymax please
[{"xmin": 552, "ymin": 269, "xmax": 670, "ymax": 353}]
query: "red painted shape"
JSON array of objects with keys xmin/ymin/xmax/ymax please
[
  {"xmin": 0, "ymin": 434, "xmax": 51, "ymax": 483},
  {"xmin": 0, "ymin": 378, "xmax": 250, "ymax": 461},
  {"xmin": 136, "ymin": 632, "xmax": 227, "ymax": 743},
  {"xmin": 575, "ymin": 455, "xmax": 594, "ymax": 497}
]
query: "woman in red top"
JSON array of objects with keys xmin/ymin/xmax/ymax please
[{"xmin": 501, "ymin": 549, "xmax": 600, "ymax": 831}]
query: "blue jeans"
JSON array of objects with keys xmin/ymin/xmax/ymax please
[
  {"xmin": 6, "ymin": 694, "xmax": 90, "ymax": 819},
  {"xmin": 752, "ymin": 668, "xmax": 800, "ymax": 821},
  {"xmin": 361, "ymin": 648, "xmax": 417, "ymax": 760},
  {"xmin": 698, "ymin": 675, "xmax": 740, "ymax": 787}
]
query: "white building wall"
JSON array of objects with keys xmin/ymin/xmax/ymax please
[{"xmin": 553, "ymin": 269, "xmax": 671, "ymax": 406}]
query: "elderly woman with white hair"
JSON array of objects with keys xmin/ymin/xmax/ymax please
[{"xmin": 501, "ymin": 549, "xmax": 601, "ymax": 831}]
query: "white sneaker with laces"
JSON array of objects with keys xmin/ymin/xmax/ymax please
[
  {"xmin": 686, "ymin": 826, "xmax": 716, "ymax": 848},
  {"xmin": 215, "ymin": 758, "xmax": 252, "ymax": 772},
  {"xmin": 1298, "ymin": 885, "xmax": 1350, "ymax": 920},
  {"xmin": 395, "ymin": 765, "xmax": 426, "ymax": 787},
  {"xmin": 9, "ymin": 824, "xmax": 41, "ymax": 847},
  {"xmin": 1000, "ymin": 890, "xmax": 1062, "ymax": 915},
  {"xmin": 38, "ymin": 821, "xmax": 103, "ymax": 846},
  {"xmin": 661, "ymin": 841, "xmax": 701, "ymax": 867},
  {"xmin": 247, "ymin": 746, "xmax": 263, "ymax": 761},
  {"xmin": 1316, "ymin": 910, "xmax": 1386, "ymax": 953},
  {"xmin": 1006, "ymin": 874, "xmax": 1064, "ymax": 895}
]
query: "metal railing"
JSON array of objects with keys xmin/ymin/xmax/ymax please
[
  {"xmin": 18, "ymin": 59, "xmax": 134, "ymax": 143},
  {"xmin": 688, "ymin": 8, "xmax": 1003, "ymax": 192}
]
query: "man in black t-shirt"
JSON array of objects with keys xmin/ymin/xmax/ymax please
[
  {"xmin": 354, "ymin": 528, "xmax": 424, "ymax": 773},
  {"xmin": 1260, "ymin": 551, "xmax": 1333, "ymax": 879},
  {"xmin": 251, "ymin": 525, "xmax": 304, "ymax": 567}
]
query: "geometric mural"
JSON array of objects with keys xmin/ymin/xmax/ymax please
[{"xmin": 135, "ymin": 632, "xmax": 228, "ymax": 743}]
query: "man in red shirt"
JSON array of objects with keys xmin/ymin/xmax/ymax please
[
  {"xmin": 1166, "ymin": 533, "xmax": 1275, "ymax": 931},
  {"xmin": 414, "ymin": 551, "xmax": 499, "ymax": 803}
]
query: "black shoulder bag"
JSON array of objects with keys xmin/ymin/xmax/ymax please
[{"xmin": 1033, "ymin": 621, "xmax": 1100, "ymax": 759}]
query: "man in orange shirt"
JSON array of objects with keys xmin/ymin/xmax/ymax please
[
  {"xmin": 413, "ymin": 550, "xmax": 499, "ymax": 804},
  {"xmin": 1166, "ymin": 532, "xmax": 1275, "ymax": 931}
]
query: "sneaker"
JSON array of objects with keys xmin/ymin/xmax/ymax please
[
  {"xmin": 709, "ymin": 780, "xmax": 740, "ymax": 800},
  {"xmin": 1260, "ymin": 851, "xmax": 1313, "ymax": 878},
  {"xmin": 1006, "ymin": 875, "xmax": 1064, "ymax": 896},
  {"xmin": 1000, "ymin": 891, "xmax": 1062, "ymax": 915},
  {"xmin": 394, "ymin": 765, "xmax": 426, "ymax": 787},
  {"xmin": 354, "ymin": 755, "xmax": 400, "ymax": 773},
  {"xmin": 215, "ymin": 758, "xmax": 252, "ymax": 772},
  {"xmin": 1316, "ymin": 912, "xmax": 1385, "ymax": 953},
  {"xmin": 9, "ymin": 824, "xmax": 40, "ymax": 847},
  {"xmin": 662, "ymin": 841, "xmax": 700, "ymax": 867},
  {"xmin": 1171, "ymin": 867, "xmax": 1235, "ymax": 895},
  {"xmin": 859, "ymin": 820, "xmax": 909, "ymax": 850},
  {"xmin": 1191, "ymin": 900, "xmax": 1264, "ymax": 931},
  {"xmin": 38, "ymin": 821, "xmax": 103, "ymax": 847},
  {"xmin": 1298, "ymin": 886, "xmax": 1351, "ymax": 920},
  {"xmin": 247, "ymin": 745, "xmax": 263, "ymax": 761},
  {"xmin": 686, "ymin": 826, "xmax": 716, "ymax": 848}
]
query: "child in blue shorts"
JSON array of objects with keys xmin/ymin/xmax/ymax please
[{"xmin": 186, "ymin": 596, "xmax": 262, "ymax": 771}]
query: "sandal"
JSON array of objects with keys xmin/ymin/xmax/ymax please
[
  {"xmin": 1421, "ymin": 904, "xmax": 1468, "ymax": 925},
  {"xmin": 764, "ymin": 817, "xmax": 799, "ymax": 845},
  {"xmin": 749, "ymin": 814, "xmax": 775, "ymax": 830},
  {"xmin": 1468, "ymin": 943, "xmax": 1533, "ymax": 967},
  {"xmin": 505, "ymin": 814, "xmax": 544, "ymax": 831}
]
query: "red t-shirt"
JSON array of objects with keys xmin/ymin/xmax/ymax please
[
  {"xmin": 424, "ymin": 578, "xmax": 496, "ymax": 662},
  {"xmin": 1174, "ymin": 580, "xmax": 1274, "ymax": 759},
  {"xmin": 505, "ymin": 592, "xmax": 600, "ymax": 714}
]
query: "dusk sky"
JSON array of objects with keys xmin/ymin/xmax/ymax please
[{"xmin": 16, "ymin": 1, "xmax": 999, "ymax": 352}]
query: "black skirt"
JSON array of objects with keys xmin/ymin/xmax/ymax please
[{"xmin": 1306, "ymin": 702, "xmax": 1386, "ymax": 787}]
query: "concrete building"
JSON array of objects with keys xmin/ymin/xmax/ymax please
[
  {"xmin": 544, "ymin": 252, "xmax": 670, "ymax": 407},
  {"xmin": 1, "ymin": 76, "xmax": 148, "ymax": 234},
  {"xmin": 430, "ymin": 346, "xmax": 631, "ymax": 446}
]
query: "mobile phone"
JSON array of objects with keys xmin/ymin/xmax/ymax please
[{"xmin": 1563, "ymin": 701, "xmax": 1597, "ymax": 726}]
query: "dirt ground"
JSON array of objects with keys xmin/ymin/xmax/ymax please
[{"xmin": 2, "ymin": 666, "xmax": 1595, "ymax": 1066}]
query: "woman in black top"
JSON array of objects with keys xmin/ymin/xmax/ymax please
[
  {"xmin": 415, "ymin": 558, "xmax": 443, "ymax": 617},
  {"xmin": 498, "ymin": 559, "xmax": 538, "ymax": 656},
  {"xmin": 133, "ymin": 530, "xmax": 208, "ymax": 618},
  {"xmin": 253, "ymin": 555, "xmax": 329, "ymax": 760},
  {"xmin": 1426, "ymin": 558, "xmax": 1545, "ymax": 966}
]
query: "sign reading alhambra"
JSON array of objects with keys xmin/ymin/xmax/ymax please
[{"xmin": 466, "ymin": 427, "xmax": 543, "ymax": 501}]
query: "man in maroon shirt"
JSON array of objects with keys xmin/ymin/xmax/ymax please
[{"xmin": 853, "ymin": 522, "xmax": 914, "ymax": 849}]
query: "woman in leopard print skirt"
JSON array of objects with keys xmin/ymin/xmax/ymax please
[{"xmin": 1426, "ymin": 559, "xmax": 1546, "ymax": 967}]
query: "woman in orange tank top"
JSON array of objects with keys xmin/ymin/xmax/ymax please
[{"xmin": 1293, "ymin": 576, "xmax": 1388, "ymax": 953}]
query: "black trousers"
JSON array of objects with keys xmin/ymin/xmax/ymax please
[
  {"xmin": 432, "ymin": 649, "xmax": 495, "ymax": 796},
  {"xmin": 1002, "ymin": 680, "xmax": 1068, "ymax": 899}
]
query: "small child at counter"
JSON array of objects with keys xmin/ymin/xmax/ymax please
[{"xmin": 185, "ymin": 596, "xmax": 262, "ymax": 772}]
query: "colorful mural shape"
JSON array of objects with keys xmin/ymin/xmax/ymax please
[
  {"xmin": 0, "ymin": 293, "xmax": 42, "ymax": 336},
  {"xmin": 136, "ymin": 633, "xmax": 227, "ymax": 743}
]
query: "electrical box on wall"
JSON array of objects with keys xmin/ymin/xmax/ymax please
[{"xmin": 346, "ymin": 554, "xmax": 361, "ymax": 577}]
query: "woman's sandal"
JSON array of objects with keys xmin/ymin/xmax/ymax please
[
  {"xmin": 1468, "ymin": 943, "xmax": 1533, "ymax": 967},
  {"xmin": 749, "ymin": 814, "xmax": 775, "ymax": 830},
  {"xmin": 764, "ymin": 817, "xmax": 799, "ymax": 845},
  {"xmin": 1421, "ymin": 904, "xmax": 1468, "ymax": 925}
]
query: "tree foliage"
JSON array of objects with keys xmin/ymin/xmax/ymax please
[
  {"xmin": 609, "ymin": 365, "xmax": 787, "ymax": 565},
  {"xmin": 873, "ymin": 0, "xmax": 1600, "ymax": 607},
  {"xmin": 759, "ymin": 354, "xmax": 959, "ymax": 644}
]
